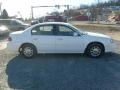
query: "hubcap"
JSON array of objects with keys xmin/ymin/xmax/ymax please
[
  {"xmin": 90, "ymin": 46, "xmax": 101, "ymax": 57},
  {"xmin": 23, "ymin": 47, "xmax": 33, "ymax": 57}
]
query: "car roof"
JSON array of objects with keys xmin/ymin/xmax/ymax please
[
  {"xmin": 33, "ymin": 22, "xmax": 70, "ymax": 26},
  {"xmin": 0, "ymin": 19, "xmax": 18, "ymax": 21}
]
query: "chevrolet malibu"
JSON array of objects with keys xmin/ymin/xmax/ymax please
[{"xmin": 7, "ymin": 22, "xmax": 116, "ymax": 58}]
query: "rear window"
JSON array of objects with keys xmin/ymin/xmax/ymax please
[{"xmin": 31, "ymin": 25, "xmax": 54, "ymax": 35}]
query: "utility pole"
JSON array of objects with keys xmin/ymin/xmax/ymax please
[
  {"xmin": 31, "ymin": 6, "xmax": 34, "ymax": 19},
  {"xmin": 31, "ymin": 5, "xmax": 55, "ymax": 20},
  {"xmin": 97, "ymin": 0, "xmax": 100, "ymax": 24},
  {"xmin": 18, "ymin": 11, "xmax": 23, "ymax": 19},
  {"xmin": 66, "ymin": 5, "xmax": 70, "ymax": 22},
  {"xmin": 0, "ymin": 3, "xmax": 2, "ymax": 16},
  {"xmin": 31, "ymin": 5, "xmax": 71, "ymax": 20}
]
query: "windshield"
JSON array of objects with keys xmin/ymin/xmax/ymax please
[{"xmin": 15, "ymin": 19, "xmax": 25, "ymax": 25}]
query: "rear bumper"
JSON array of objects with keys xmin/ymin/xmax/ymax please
[{"xmin": 7, "ymin": 42, "xmax": 20, "ymax": 54}]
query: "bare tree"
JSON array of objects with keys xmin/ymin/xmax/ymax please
[{"xmin": 1, "ymin": 9, "xmax": 9, "ymax": 19}]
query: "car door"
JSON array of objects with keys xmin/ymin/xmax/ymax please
[
  {"xmin": 55, "ymin": 25, "xmax": 85, "ymax": 53},
  {"xmin": 31, "ymin": 24, "xmax": 55, "ymax": 53}
]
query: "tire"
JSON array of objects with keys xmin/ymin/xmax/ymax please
[
  {"xmin": 86, "ymin": 43, "xmax": 104, "ymax": 58},
  {"xmin": 21, "ymin": 44, "xmax": 37, "ymax": 58}
]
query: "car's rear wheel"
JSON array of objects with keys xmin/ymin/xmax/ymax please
[
  {"xmin": 86, "ymin": 43, "xmax": 104, "ymax": 58},
  {"xmin": 22, "ymin": 44, "xmax": 37, "ymax": 58}
]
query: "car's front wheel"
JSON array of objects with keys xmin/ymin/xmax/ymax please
[
  {"xmin": 22, "ymin": 44, "xmax": 37, "ymax": 58},
  {"xmin": 86, "ymin": 43, "xmax": 104, "ymax": 58}
]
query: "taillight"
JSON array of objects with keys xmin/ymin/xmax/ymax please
[{"xmin": 8, "ymin": 36, "xmax": 12, "ymax": 41}]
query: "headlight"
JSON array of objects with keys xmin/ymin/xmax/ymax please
[{"xmin": 110, "ymin": 39, "xmax": 114, "ymax": 43}]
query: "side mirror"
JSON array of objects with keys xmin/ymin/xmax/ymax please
[
  {"xmin": 32, "ymin": 30, "xmax": 37, "ymax": 34},
  {"xmin": 32, "ymin": 30, "xmax": 37, "ymax": 33}
]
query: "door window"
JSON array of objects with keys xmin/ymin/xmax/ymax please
[
  {"xmin": 11, "ymin": 20, "xmax": 19, "ymax": 25},
  {"xmin": 31, "ymin": 25, "xmax": 54, "ymax": 35},
  {"xmin": 57, "ymin": 25, "xmax": 74, "ymax": 36}
]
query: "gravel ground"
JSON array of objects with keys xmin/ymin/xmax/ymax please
[{"xmin": 0, "ymin": 29, "xmax": 120, "ymax": 90}]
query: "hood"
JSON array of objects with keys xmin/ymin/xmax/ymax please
[
  {"xmin": 86, "ymin": 32, "xmax": 111, "ymax": 39},
  {"xmin": 23, "ymin": 23, "xmax": 30, "ymax": 27},
  {"xmin": 11, "ymin": 31, "xmax": 24, "ymax": 35},
  {"xmin": 23, "ymin": 23, "xmax": 29, "ymax": 26}
]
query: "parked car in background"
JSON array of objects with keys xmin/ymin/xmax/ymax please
[
  {"xmin": 7, "ymin": 22, "xmax": 116, "ymax": 58},
  {"xmin": 69, "ymin": 15, "xmax": 89, "ymax": 21},
  {"xmin": 0, "ymin": 25, "xmax": 9, "ymax": 36},
  {"xmin": 31, "ymin": 15, "xmax": 67, "ymax": 25},
  {"xmin": 31, "ymin": 20, "xmax": 39, "ymax": 25},
  {"xmin": 44, "ymin": 15, "xmax": 67, "ymax": 22},
  {"xmin": 31, "ymin": 17, "xmax": 45, "ymax": 25},
  {"xmin": 0, "ymin": 19, "xmax": 29, "ymax": 31}
]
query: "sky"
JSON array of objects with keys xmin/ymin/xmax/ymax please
[{"xmin": 0, "ymin": 0, "xmax": 108, "ymax": 19}]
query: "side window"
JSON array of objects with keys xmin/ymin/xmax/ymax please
[
  {"xmin": 31, "ymin": 25, "xmax": 53, "ymax": 35},
  {"xmin": 57, "ymin": 25, "xmax": 74, "ymax": 36},
  {"xmin": 5, "ymin": 20, "xmax": 10, "ymax": 25},
  {"xmin": 11, "ymin": 20, "xmax": 19, "ymax": 25}
]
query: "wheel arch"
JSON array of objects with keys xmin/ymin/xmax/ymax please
[
  {"xmin": 84, "ymin": 41, "xmax": 105, "ymax": 53},
  {"xmin": 19, "ymin": 43, "xmax": 37, "ymax": 53}
]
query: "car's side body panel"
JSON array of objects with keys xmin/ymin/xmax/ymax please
[
  {"xmin": 7, "ymin": 22, "xmax": 117, "ymax": 55},
  {"xmin": 31, "ymin": 35, "xmax": 55, "ymax": 53},
  {"xmin": 55, "ymin": 36, "xmax": 86, "ymax": 53}
]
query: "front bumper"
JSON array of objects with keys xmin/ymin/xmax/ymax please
[{"xmin": 105, "ymin": 42, "xmax": 117, "ymax": 53}]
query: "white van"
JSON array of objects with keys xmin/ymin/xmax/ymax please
[{"xmin": 0, "ymin": 19, "xmax": 29, "ymax": 31}]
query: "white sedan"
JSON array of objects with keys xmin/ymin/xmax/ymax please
[{"xmin": 7, "ymin": 22, "xmax": 116, "ymax": 58}]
